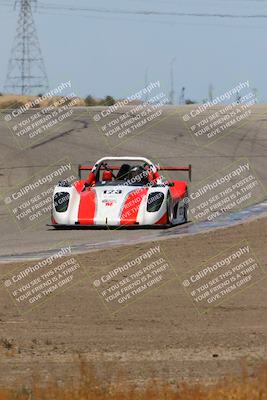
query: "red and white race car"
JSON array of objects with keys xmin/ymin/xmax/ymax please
[{"xmin": 51, "ymin": 156, "xmax": 191, "ymax": 228}]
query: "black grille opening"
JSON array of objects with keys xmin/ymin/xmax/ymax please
[
  {"xmin": 147, "ymin": 192, "xmax": 164, "ymax": 212},
  {"xmin": 54, "ymin": 192, "xmax": 70, "ymax": 213}
]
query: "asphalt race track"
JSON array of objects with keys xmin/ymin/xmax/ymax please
[{"xmin": 0, "ymin": 104, "xmax": 267, "ymax": 259}]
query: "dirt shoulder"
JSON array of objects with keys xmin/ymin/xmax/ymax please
[{"xmin": 0, "ymin": 216, "xmax": 267, "ymax": 387}]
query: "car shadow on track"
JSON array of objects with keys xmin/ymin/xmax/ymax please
[{"xmin": 46, "ymin": 221, "xmax": 190, "ymax": 231}]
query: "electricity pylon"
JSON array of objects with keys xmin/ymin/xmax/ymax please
[{"xmin": 4, "ymin": 0, "xmax": 49, "ymax": 95}]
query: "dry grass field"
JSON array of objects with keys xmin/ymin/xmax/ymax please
[
  {"xmin": 0, "ymin": 359, "xmax": 267, "ymax": 400},
  {"xmin": 0, "ymin": 94, "xmax": 86, "ymax": 109}
]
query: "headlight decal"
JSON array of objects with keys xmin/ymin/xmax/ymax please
[
  {"xmin": 147, "ymin": 192, "xmax": 164, "ymax": 212},
  {"xmin": 54, "ymin": 192, "xmax": 70, "ymax": 212}
]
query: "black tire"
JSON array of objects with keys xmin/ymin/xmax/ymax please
[
  {"xmin": 184, "ymin": 205, "xmax": 188, "ymax": 223},
  {"xmin": 184, "ymin": 190, "xmax": 189, "ymax": 223},
  {"xmin": 167, "ymin": 193, "xmax": 174, "ymax": 226}
]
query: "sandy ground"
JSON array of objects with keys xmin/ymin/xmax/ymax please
[{"xmin": 0, "ymin": 213, "xmax": 267, "ymax": 388}]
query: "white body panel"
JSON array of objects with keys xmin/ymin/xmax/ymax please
[{"xmin": 52, "ymin": 184, "xmax": 175, "ymax": 226}]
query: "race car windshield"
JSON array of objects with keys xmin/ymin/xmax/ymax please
[{"xmin": 96, "ymin": 162, "xmax": 150, "ymax": 185}]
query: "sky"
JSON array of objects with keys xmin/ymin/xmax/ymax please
[{"xmin": 0, "ymin": 0, "xmax": 267, "ymax": 103}]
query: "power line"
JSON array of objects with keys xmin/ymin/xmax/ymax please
[
  {"xmin": 1, "ymin": 2, "xmax": 267, "ymax": 19},
  {"xmin": 36, "ymin": 4, "xmax": 267, "ymax": 18}
]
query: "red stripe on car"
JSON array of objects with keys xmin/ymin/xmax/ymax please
[
  {"xmin": 78, "ymin": 189, "xmax": 96, "ymax": 224},
  {"xmin": 120, "ymin": 188, "xmax": 148, "ymax": 225},
  {"xmin": 155, "ymin": 212, "xmax": 168, "ymax": 225}
]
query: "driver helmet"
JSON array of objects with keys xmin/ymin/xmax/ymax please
[
  {"xmin": 102, "ymin": 170, "xmax": 113, "ymax": 181},
  {"xmin": 128, "ymin": 166, "xmax": 148, "ymax": 184}
]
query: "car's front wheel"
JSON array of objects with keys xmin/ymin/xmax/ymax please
[
  {"xmin": 183, "ymin": 190, "xmax": 189, "ymax": 223},
  {"xmin": 183, "ymin": 204, "xmax": 188, "ymax": 223},
  {"xmin": 167, "ymin": 193, "xmax": 175, "ymax": 226}
]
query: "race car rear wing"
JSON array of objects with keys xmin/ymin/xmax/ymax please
[
  {"xmin": 157, "ymin": 165, "xmax": 192, "ymax": 182},
  {"xmin": 78, "ymin": 164, "xmax": 192, "ymax": 181}
]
